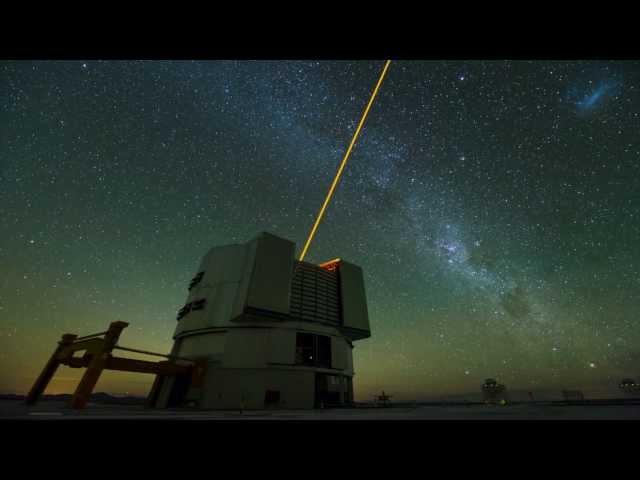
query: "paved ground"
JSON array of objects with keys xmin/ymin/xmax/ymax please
[{"xmin": 2, "ymin": 400, "xmax": 639, "ymax": 420}]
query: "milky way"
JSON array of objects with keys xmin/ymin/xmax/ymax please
[{"xmin": 1, "ymin": 60, "xmax": 639, "ymax": 400}]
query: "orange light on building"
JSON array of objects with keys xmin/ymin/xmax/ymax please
[{"xmin": 318, "ymin": 258, "xmax": 341, "ymax": 272}]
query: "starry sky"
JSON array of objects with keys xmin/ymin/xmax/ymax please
[{"xmin": 1, "ymin": 60, "xmax": 639, "ymax": 401}]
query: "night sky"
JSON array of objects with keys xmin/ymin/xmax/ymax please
[{"xmin": 2, "ymin": 60, "xmax": 639, "ymax": 401}]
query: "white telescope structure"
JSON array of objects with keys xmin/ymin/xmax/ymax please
[{"xmin": 149, "ymin": 232, "xmax": 371, "ymax": 410}]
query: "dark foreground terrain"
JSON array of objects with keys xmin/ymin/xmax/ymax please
[{"xmin": 2, "ymin": 398, "xmax": 639, "ymax": 420}]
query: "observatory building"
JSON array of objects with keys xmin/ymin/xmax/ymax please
[
  {"xmin": 148, "ymin": 232, "xmax": 371, "ymax": 410},
  {"xmin": 619, "ymin": 378, "xmax": 639, "ymax": 395},
  {"xmin": 482, "ymin": 378, "xmax": 508, "ymax": 404}
]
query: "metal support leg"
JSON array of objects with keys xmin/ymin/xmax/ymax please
[
  {"xmin": 25, "ymin": 333, "xmax": 78, "ymax": 405},
  {"xmin": 70, "ymin": 321, "xmax": 128, "ymax": 409},
  {"xmin": 145, "ymin": 374, "xmax": 165, "ymax": 409}
]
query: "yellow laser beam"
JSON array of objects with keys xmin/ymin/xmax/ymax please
[{"xmin": 298, "ymin": 59, "xmax": 392, "ymax": 262}]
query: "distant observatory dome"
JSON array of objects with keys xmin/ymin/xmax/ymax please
[
  {"xmin": 482, "ymin": 378, "xmax": 508, "ymax": 405},
  {"xmin": 619, "ymin": 378, "xmax": 639, "ymax": 395}
]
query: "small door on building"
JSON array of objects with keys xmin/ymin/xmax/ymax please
[
  {"xmin": 345, "ymin": 377, "xmax": 354, "ymax": 404},
  {"xmin": 315, "ymin": 374, "xmax": 327, "ymax": 408},
  {"xmin": 315, "ymin": 373, "xmax": 341, "ymax": 408},
  {"xmin": 264, "ymin": 390, "xmax": 281, "ymax": 408}
]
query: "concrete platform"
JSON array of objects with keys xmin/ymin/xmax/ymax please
[{"xmin": 2, "ymin": 400, "xmax": 639, "ymax": 420}]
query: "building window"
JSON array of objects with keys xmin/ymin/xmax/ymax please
[
  {"xmin": 176, "ymin": 298, "xmax": 206, "ymax": 320},
  {"xmin": 188, "ymin": 271, "xmax": 205, "ymax": 290},
  {"xmin": 317, "ymin": 335, "xmax": 331, "ymax": 368},
  {"xmin": 296, "ymin": 333, "xmax": 331, "ymax": 368},
  {"xmin": 192, "ymin": 298, "xmax": 206, "ymax": 311},
  {"xmin": 177, "ymin": 303, "xmax": 192, "ymax": 320},
  {"xmin": 296, "ymin": 333, "xmax": 315, "ymax": 365}
]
